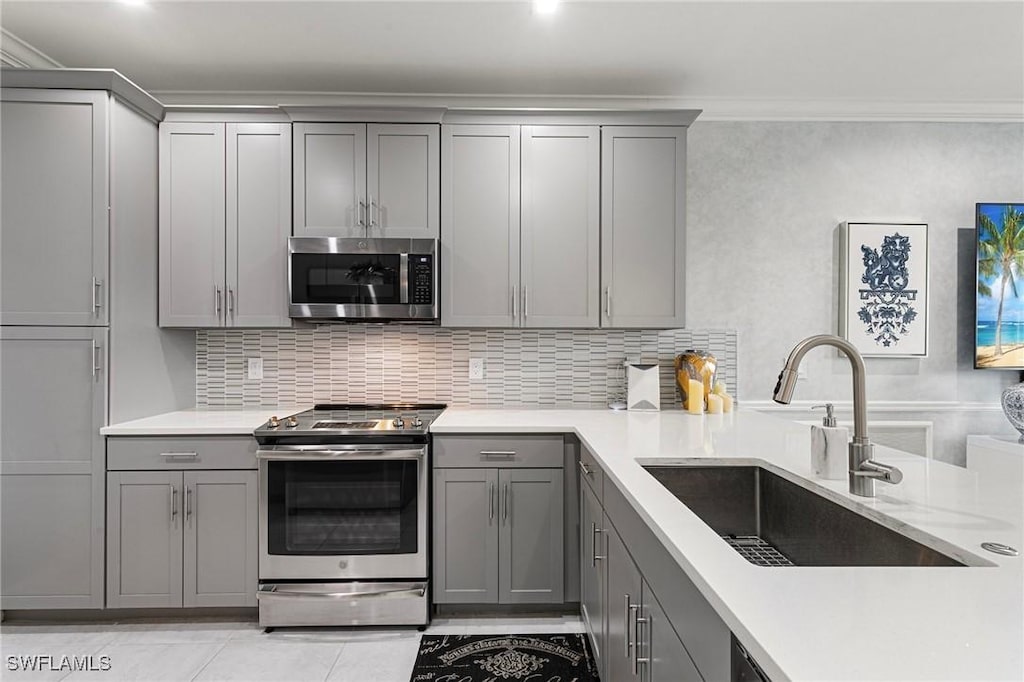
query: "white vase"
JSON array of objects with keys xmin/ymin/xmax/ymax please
[{"xmin": 1000, "ymin": 381, "xmax": 1024, "ymax": 442}]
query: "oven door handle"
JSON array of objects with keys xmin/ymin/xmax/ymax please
[
  {"xmin": 256, "ymin": 448, "xmax": 426, "ymax": 461},
  {"xmin": 257, "ymin": 585, "xmax": 426, "ymax": 600}
]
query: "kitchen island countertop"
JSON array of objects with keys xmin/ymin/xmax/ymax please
[{"xmin": 430, "ymin": 407, "xmax": 1024, "ymax": 682}]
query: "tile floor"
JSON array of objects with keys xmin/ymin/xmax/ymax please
[{"xmin": 0, "ymin": 616, "xmax": 584, "ymax": 682}]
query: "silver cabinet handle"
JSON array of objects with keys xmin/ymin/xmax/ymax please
[
  {"xmin": 604, "ymin": 286, "xmax": 612, "ymax": 318},
  {"xmin": 578, "ymin": 460, "xmax": 592, "ymax": 477},
  {"xmin": 91, "ymin": 277, "xmax": 103, "ymax": 314},
  {"xmin": 160, "ymin": 452, "xmax": 198, "ymax": 460},
  {"xmin": 624, "ymin": 594, "xmax": 634, "ymax": 658},
  {"xmin": 480, "ymin": 450, "xmax": 516, "ymax": 459},
  {"xmin": 170, "ymin": 485, "xmax": 178, "ymax": 521},
  {"xmin": 215, "ymin": 285, "xmax": 222, "ymax": 319},
  {"xmin": 591, "ymin": 523, "xmax": 605, "ymax": 566},
  {"xmin": 228, "ymin": 287, "xmax": 235, "ymax": 317},
  {"xmin": 185, "ymin": 486, "xmax": 193, "ymax": 520},
  {"xmin": 489, "ymin": 482, "xmax": 495, "ymax": 522},
  {"xmin": 91, "ymin": 340, "xmax": 101, "ymax": 378},
  {"xmin": 368, "ymin": 194, "xmax": 377, "ymax": 229},
  {"xmin": 503, "ymin": 483, "xmax": 510, "ymax": 522},
  {"xmin": 357, "ymin": 200, "xmax": 367, "ymax": 229},
  {"xmin": 511, "ymin": 285, "xmax": 517, "ymax": 319},
  {"xmin": 523, "ymin": 285, "xmax": 528, "ymax": 318},
  {"xmin": 634, "ymin": 603, "xmax": 649, "ymax": 674}
]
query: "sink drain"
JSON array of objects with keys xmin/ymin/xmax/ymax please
[{"xmin": 981, "ymin": 542, "xmax": 1019, "ymax": 557}]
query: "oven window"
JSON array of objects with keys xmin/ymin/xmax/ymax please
[
  {"xmin": 266, "ymin": 460, "xmax": 418, "ymax": 555},
  {"xmin": 291, "ymin": 253, "xmax": 402, "ymax": 305}
]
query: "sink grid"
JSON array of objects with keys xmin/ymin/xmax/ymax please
[{"xmin": 721, "ymin": 535, "xmax": 795, "ymax": 567}]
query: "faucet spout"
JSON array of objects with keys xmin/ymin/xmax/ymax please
[{"xmin": 773, "ymin": 334, "xmax": 901, "ymax": 497}]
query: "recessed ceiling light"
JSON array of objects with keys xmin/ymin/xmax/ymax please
[
  {"xmin": 533, "ymin": 0, "xmax": 559, "ymax": 16},
  {"xmin": 120, "ymin": 0, "xmax": 147, "ymax": 7}
]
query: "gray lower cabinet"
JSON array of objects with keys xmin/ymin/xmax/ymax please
[
  {"xmin": 0, "ymin": 326, "xmax": 107, "ymax": 609},
  {"xmin": 644, "ymin": 582, "xmax": 702, "ymax": 682},
  {"xmin": 580, "ymin": 480, "xmax": 606, "ymax": 677},
  {"xmin": 107, "ymin": 469, "xmax": 257, "ymax": 608},
  {"xmin": 433, "ymin": 467, "xmax": 563, "ymax": 605},
  {"xmin": 1, "ymin": 88, "xmax": 109, "ymax": 326},
  {"xmin": 606, "ymin": 521, "xmax": 643, "ymax": 682}
]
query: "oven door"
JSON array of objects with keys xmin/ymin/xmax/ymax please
[{"xmin": 257, "ymin": 444, "xmax": 428, "ymax": 580}]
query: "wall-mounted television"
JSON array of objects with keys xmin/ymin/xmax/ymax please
[{"xmin": 976, "ymin": 202, "xmax": 1024, "ymax": 369}]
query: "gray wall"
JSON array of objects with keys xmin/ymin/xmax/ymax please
[{"xmin": 686, "ymin": 121, "xmax": 1024, "ymax": 463}]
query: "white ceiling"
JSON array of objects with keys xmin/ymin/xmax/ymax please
[{"xmin": 2, "ymin": 1, "xmax": 1023, "ymax": 118}]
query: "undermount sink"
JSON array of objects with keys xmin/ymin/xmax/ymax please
[{"xmin": 643, "ymin": 465, "xmax": 980, "ymax": 567}]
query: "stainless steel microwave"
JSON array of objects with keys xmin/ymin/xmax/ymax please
[{"xmin": 288, "ymin": 237, "xmax": 438, "ymax": 323}]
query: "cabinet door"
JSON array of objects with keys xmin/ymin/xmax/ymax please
[
  {"xmin": 159, "ymin": 122, "xmax": 226, "ymax": 327},
  {"xmin": 293, "ymin": 123, "xmax": 367, "ymax": 237},
  {"xmin": 226, "ymin": 123, "xmax": 292, "ymax": 328},
  {"xmin": 606, "ymin": 523, "xmax": 643, "ymax": 682},
  {"xmin": 367, "ymin": 124, "xmax": 439, "ymax": 239},
  {"xmin": 521, "ymin": 126, "xmax": 600, "ymax": 328},
  {"xmin": 1, "ymin": 327, "xmax": 106, "ymax": 473},
  {"xmin": 1, "ymin": 89, "xmax": 109, "ymax": 326},
  {"xmin": 498, "ymin": 468, "xmax": 564, "ymax": 604},
  {"xmin": 580, "ymin": 482, "xmax": 606, "ymax": 678},
  {"xmin": 643, "ymin": 581, "xmax": 703, "ymax": 682},
  {"xmin": 1, "ymin": 474, "xmax": 104, "ymax": 608},
  {"xmin": 441, "ymin": 125, "xmax": 520, "ymax": 327},
  {"xmin": 184, "ymin": 470, "xmax": 258, "ymax": 607},
  {"xmin": 601, "ymin": 127, "xmax": 687, "ymax": 329},
  {"xmin": 107, "ymin": 471, "xmax": 184, "ymax": 608},
  {"xmin": 432, "ymin": 468, "xmax": 499, "ymax": 603}
]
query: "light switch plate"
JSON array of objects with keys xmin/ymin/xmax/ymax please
[
  {"xmin": 469, "ymin": 358, "xmax": 485, "ymax": 380},
  {"xmin": 247, "ymin": 357, "xmax": 264, "ymax": 380}
]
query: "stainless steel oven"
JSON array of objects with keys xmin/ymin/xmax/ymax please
[
  {"xmin": 257, "ymin": 443, "xmax": 427, "ymax": 581},
  {"xmin": 253, "ymin": 404, "xmax": 441, "ymax": 628},
  {"xmin": 288, "ymin": 237, "xmax": 438, "ymax": 323}
]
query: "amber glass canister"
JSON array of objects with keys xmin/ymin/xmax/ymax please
[{"xmin": 674, "ymin": 350, "xmax": 717, "ymax": 410}]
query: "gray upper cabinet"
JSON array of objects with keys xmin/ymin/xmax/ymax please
[
  {"xmin": 441, "ymin": 125, "xmax": 520, "ymax": 327},
  {"xmin": 432, "ymin": 468, "xmax": 500, "ymax": 604},
  {"xmin": 442, "ymin": 124, "xmax": 601, "ymax": 329},
  {"xmin": 106, "ymin": 470, "xmax": 184, "ymax": 608},
  {"xmin": 601, "ymin": 127, "xmax": 687, "ymax": 329},
  {"xmin": 159, "ymin": 121, "xmax": 291, "ymax": 328},
  {"xmin": 294, "ymin": 122, "xmax": 439, "ymax": 238},
  {"xmin": 183, "ymin": 470, "xmax": 258, "ymax": 607},
  {"xmin": 0, "ymin": 327, "xmax": 106, "ymax": 609},
  {"xmin": 1, "ymin": 89, "xmax": 109, "ymax": 326},
  {"xmin": 520, "ymin": 126, "xmax": 600, "ymax": 328},
  {"xmin": 498, "ymin": 468, "xmax": 564, "ymax": 604}
]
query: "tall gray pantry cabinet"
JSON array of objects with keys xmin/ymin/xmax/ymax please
[{"xmin": 1, "ymin": 73, "xmax": 193, "ymax": 611}]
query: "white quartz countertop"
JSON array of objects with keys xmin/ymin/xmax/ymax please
[
  {"xmin": 100, "ymin": 406, "xmax": 310, "ymax": 435},
  {"xmin": 431, "ymin": 408, "xmax": 1024, "ymax": 682}
]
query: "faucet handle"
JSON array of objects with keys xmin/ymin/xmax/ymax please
[{"xmin": 812, "ymin": 403, "xmax": 837, "ymax": 427}]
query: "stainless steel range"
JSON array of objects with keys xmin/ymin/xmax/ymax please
[{"xmin": 253, "ymin": 403, "xmax": 444, "ymax": 628}]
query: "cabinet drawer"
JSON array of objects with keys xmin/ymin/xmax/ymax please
[
  {"xmin": 434, "ymin": 435, "xmax": 564, "ymax": 468},
  {"xmin": 107, "ymin": 437, "xmax": 257, "ymax": 471},
  {"xmin": 578, "ymin": 446, "xmax": 603, "ymax": 498}
]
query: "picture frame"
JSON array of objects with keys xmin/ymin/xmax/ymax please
[
  {"xmin": 975, "ymin": 202, "xmax": 1024, "ymax": 369},
  {"xmin": 839, "ymin": 222, "xmax": 929, "ymax": 357}
]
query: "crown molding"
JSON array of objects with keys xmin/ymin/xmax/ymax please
[
  {"xmin": 0, "ymin": 29, "xmax": 62, "ymax": 69},
  {"xmin": 1, "ymin": 68, "xmax": 164, "ymax": 122},
  {"xmin": 152, "ymin": 90, "xmax": 1024, "ymax": 123}
]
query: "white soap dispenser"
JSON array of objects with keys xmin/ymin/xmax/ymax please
[{"xmin": 811, "ymin": 403, "xmax": 848, "ymax": 480}]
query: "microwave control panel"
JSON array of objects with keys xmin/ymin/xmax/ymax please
[{"xmin": 411, "ymin": 255, "xmax": 434, "ymax": 305}]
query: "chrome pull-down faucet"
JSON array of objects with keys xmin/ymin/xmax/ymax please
[{"xmin": 773, "ymin": 334, "xmax": 902, "ymax": 497}]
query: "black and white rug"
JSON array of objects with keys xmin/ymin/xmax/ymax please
[{"xmin": 410, "ymin": 633, "xmax": 600, "ymax": 682}]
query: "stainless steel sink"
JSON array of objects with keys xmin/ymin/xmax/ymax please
[{"xmin": 643, "ymin": 465, "xmax": 975, "ymax": 567}]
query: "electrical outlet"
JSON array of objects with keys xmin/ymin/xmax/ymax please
[
  {"xmin": 247, "ymin": 357, "xmax": 264, "ymax": 380},
  {"xmin": 469, "ymin": 358, "xmax": 485, "ymax": 380}
]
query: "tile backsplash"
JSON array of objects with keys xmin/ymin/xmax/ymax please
[{"xmin": 196, "ymin": 327, "xmax": 738, "ymax": 408}]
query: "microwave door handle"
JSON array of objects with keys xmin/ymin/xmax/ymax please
[{"xmin": 400, "ymin": 253, "xmax": 410, "ymax": 304}]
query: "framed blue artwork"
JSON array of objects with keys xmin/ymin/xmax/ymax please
[
  {"xmin": 975, "ymin": 202, "xmax": 1024, "ymax": 369},
  {"xmin": 839, "ymin": 222, "xmax": 929, "ymax": 357}
]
